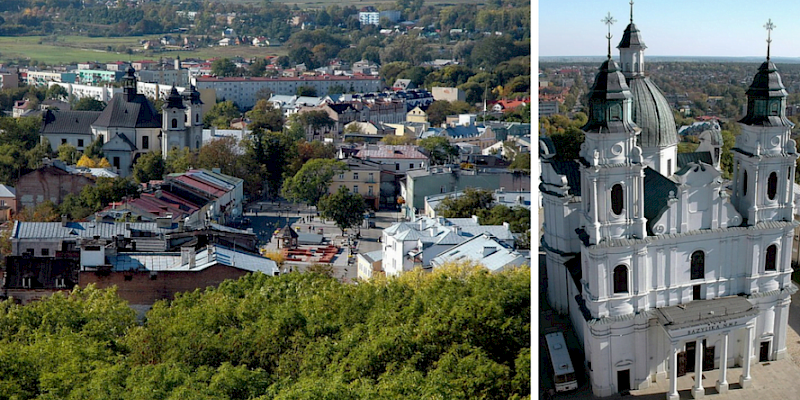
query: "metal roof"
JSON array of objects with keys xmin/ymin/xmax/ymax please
[
  {"xmin": 629, "ymin": 76, "xmax": 678, "ymax": 148},
  {"xmin": 617, "ymin": 22, "xmax": 646, "ymax": 49},
  {"xmin": 108, "ymin": 245, "xmax": 277, "ymax": 274},
  {"xmin": 643, "ymin": 167, "xmax": 678, "ymax": 235},
  {"xmin": 12, "ymin": 221, "xmax": 178, "ymax": 240},
  {"xmin": 0, "ymin": 184, "xmax": 15, "ymax": 198},
  {"xmin": 429, "ymin": 233, "xmax": 526, "ymax": 272},
  {"xmin": 92, "ymin": 92, "xmax": 161, "ymax": 129},
  {"xmin": 656, "ymin": 296, "xmax": 757, "ymax": 332},
  {"xmin": 40, "ymin": 109, "xmax": 101, "ymax": 135},
  {"xmin": 355, "ymin": 145, "xmax": 428, "ymax": 160}
]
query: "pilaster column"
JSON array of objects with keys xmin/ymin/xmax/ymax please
[
  {"xmin": 691, "ymin": 338, "xmax": 705, "ymax": 398},
  {"xmin": 740, "ymin": 325, "xmax": 754, "ymax": 388},
  {"xmin": 668, "ymin": 341, "xmax": 679, "ymax": 400},
  {"xmin": 716, "ymin": 332, "xmax": 729, "ymax": 394}
]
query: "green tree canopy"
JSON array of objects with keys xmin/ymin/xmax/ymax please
[
  {"xmin": 245, "ymin": 99, "xmax": 284, "ymax": 132},
  {"xmin": 296, "ymin": 85, "xmax": 318, "ymax": 97},
  {"xmin": 417, "ymin": 136, "xmax": 458, "ymax": 165},
  {"xmin": 203, "ymin": 101, "xmax": 241, "ymax": 129},
  {"xmin": 132, "ymin": 151, "xmax": 166, "ymax": 183},
  {"xmin": 211, "ymin": 58, "xmax": 239, "ymax": 77},
  {"xmin": 318, "ymin": 186, "xmax": 368, "ymax": 234},
  {"xmin": 435, "ymin": 187, "xmax": 496, "ymax": 219},
  {"xmin": 282, "ymin": 158, "xmax": 346, "ymax": 206},
  {"xmin": 73, "ymin": 97, "xmax": 106, "ymax": 111},
  {"xmin": 57, "ymin": 142, "xmax": 79, "ymax": 164}
]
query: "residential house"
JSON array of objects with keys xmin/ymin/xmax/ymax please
[
  {"xmin": 354, "ymin": 144, "xmax": 429, "ymax": 174},
  {"xmin": 0, "ymin": 184, "xmax": 16, "ymax": 222},
  {"xmin": 16, "ymin": 160, "xmax": 96, "ymax": 209},
  {"xmin": 428, "ymin": 233, "xmax": 528, "ymax": 272},
  {"xmin": 329, "ymin": 157, "xmax": 383, "ymax": 209},
  {"xmin": 357, "ymin": 250, "xmax": 383, "ymax": 280},
  {"xmin": 406, "ymin": 105, "xmax": 430, "ymax": 124},
  {"xmin": 381, "ymin": 216, "xmax": 515, "ymax": 276},
  {"xmin": 400, "ymin": 166, "xmax": 530, "ymax": 219}
]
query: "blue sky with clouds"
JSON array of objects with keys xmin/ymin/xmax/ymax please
[{"xmin": 538, "ymin": 0, "xmax": 800, "ymax": 58}]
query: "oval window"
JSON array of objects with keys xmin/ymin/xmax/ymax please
[
  {"xmin": 611, "ymin": 184, "xmax": 623, "ymax": 215},
  {"xmin": 768, "ymin": 171, "xmax": 778, "ymax": 200}
]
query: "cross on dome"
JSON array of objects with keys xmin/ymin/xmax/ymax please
[
  {"xmin": 602, "ymin": 12, "xmax": 616, "ymax": 59},
  {"xmin": 764, "ymin": 18, "xmax": 775, "ymax": 60},
  {"xmin": 629, "ymin": 0, "xmax": 634, "ymax": 23}
]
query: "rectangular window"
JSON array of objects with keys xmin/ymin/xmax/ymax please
[
  {"xmin": 339, "ymin": 173, "xmax": 344, "ymax": 179},
  {"xmin": 26, "ymin": 248, "xmax": 33, "ymax": 255},
  {"xmin": 113, "ymin": 157, "xmax": 120, "ymax": 169},
  {"xmin": 410, "ymin": 163, "xmax": 414, "ymax": 169},
  {"xmin": 22, "ymin": 277, "xmax": 31, "ymax": 288},
  {"xmin": 368, "ymin": 172, "xmax": 374, "ymax": 181},
  {"xmin": 368, "ymin": 186, "xmax": 373, "ymax": 195},
  {"xmin": 354, "ymin": 185, "xmax": 359, "ymax": 194},
  {"xmin": 78, "ymin": 139, "xmax": 84, "ymax": 147},
  {"xmin": 395, "ymin": 163, "xmax": 400, "ymax": 171},
  {"xmin": 61, "ymin": 139, "xmax": 67, "ymax": 144},
  {"xmin": 55, "ymin": 278, "xmax": 66, "ymax": 288},
  {"xmin": 41, "ymin": 248, "xmax": 49, "ymax": 256},
  {"xmin": 142, "ymin": 136, "xmax": 149, "ymax": 149},
  {"xmin": 353, "ymin": 172, "xmax": 359, "ymax": 180}
]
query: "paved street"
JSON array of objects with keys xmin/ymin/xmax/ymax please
[
  {"xmin": 543, "ymin": 289, "xmax": 800, "ymax": 400},
  {"xmin": 244, "ymin": 200, "xmax": 399, "ymax": 282}
]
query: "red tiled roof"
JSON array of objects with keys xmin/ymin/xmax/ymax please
[{"xmin": 172, "ymin": 175, "xmax": 227, "ymax": 198}]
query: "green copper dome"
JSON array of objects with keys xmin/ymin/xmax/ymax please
[{"xmin": 628, "ymin": 76, "xmax": 677, "ymax": 148}]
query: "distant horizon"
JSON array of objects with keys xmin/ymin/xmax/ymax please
[{"xmin": 539, "ymin": 0, "xmax": 800, "ymax": 59}]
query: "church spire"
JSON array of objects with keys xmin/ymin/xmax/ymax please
[
  {"xmin": 603, "ymin": 12, "xmax": 616, "ymax": 59},
  {"xmin": 764, "ymin": 18, "xmax": 774, "ymax": 61},
  {"xmin": 629, "ymin": 0, "xmax": 634, "ymax": 23}
]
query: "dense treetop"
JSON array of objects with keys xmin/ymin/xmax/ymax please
[{"xmin": 0, "ymin": 263, "xmax": 531, "ymax": 399}]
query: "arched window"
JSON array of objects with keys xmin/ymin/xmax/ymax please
[
  {"xmin": 691, "ymin": 251, "xmax": 705, "ymax": 280},
  {"xmin": 610, "ymin": 103, "xmax": 622, "ymax": 121},
  {"xmin": 742, "ymin": 170, "xmax": 748, "ymax": 196},
  {"xmin": 613, "ymin": 265, "xmax": 628, "ymax": 294},
  {"xmin": 770, "ymin": 101, "xmax": 780, "ymax": 116},
  {"xmin": 184, "ymin": 114, "xmax": 187, "ymax": 123},
  {"xmin": 768, "ymin": 171, "xmax": 778, "ymax": 200},
  {"xmin": 765, "ymin": 244, "xmax": 778, "ymax": 271},
  {"xmin": 171, "ymin": 118, "xmax": 178, "ymax": 129},
  {"xmin": 611, "ymin": 184, "xmax": 624, "ymax": 215},
  {"xmin": 196, "ymin": 114, "xmax": 199, "ymax": 123}
]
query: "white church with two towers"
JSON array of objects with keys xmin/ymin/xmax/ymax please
[{"xmin": 541, "ymin": 7, "xmax": 798, "ymax": 399}]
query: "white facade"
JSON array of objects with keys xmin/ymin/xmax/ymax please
[
  {"xmin": 381, "ymin": 216, "xmax": 515, "ymax": 277},
  {"xmin": 193, "ymin": 75, "xmax": 383, "ymax": 109},
  {"xmin": 541, "ymin": 46, "xmax": 798, "ymax": 398}
]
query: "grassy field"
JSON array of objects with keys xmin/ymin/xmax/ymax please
[{"xmin": 0, "ymin": 36, "xmax": 288, "ymax": 65}]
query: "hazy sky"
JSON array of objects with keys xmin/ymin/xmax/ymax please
[{"xmin": 538, "ymin": 0, "xmax": 800, "ymax": 58}]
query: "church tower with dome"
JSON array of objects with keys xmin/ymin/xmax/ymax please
[
  {"xmin": 540, "ymin": 11, "xmax": 797, "ymax": 398},
  {"xmin": 617, "ymin": 1, "xmax": 678, "ymax": 176}
]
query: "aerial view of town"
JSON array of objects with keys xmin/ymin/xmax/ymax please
[
  {"xmin": 539, "ymin": 1, "xmax": 800, "ymax": 399},
  {"xmin": 0, "ymin": 0, "xmax": 532, "ymax": 398}
]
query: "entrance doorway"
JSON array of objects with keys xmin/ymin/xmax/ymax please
[
  {"xmin": 760, "ymin": 341, "xmax": 770, "ymax": 362},
  {"xmin": 703, "ymin": 345, "xmax": 715, "ymax": 371},
  {"xmin": 685, "ymin": 341, "xmax": 696, "ymax": 373},
  {"xmin": 617, "ymin": 369, "xmax": 631, "ymax": 392}
]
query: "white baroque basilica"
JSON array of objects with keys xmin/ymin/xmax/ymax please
[{"xmin": 540, "ymin": 10, "xmax": 798, "ymax": 399}]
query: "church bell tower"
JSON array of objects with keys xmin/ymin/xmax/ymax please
[
  {"xmin": 732, "ymin": 20, "xmax": 798, "ymax": 225},
  {"xmin": 579, "ymin": 14, "xmax": 647, "ymax": 245}
]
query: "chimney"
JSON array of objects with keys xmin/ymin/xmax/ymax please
[
  {"xmin": 178, "ymin": 219, "xmax": 184, "ymax": 231},
  {"xmin": 181, "ymin": 246, "xmax": 195, "ymax": 267},
  {"xmin": 61, "ymin": 215, "xmax": 67, "ymax": 227}
]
